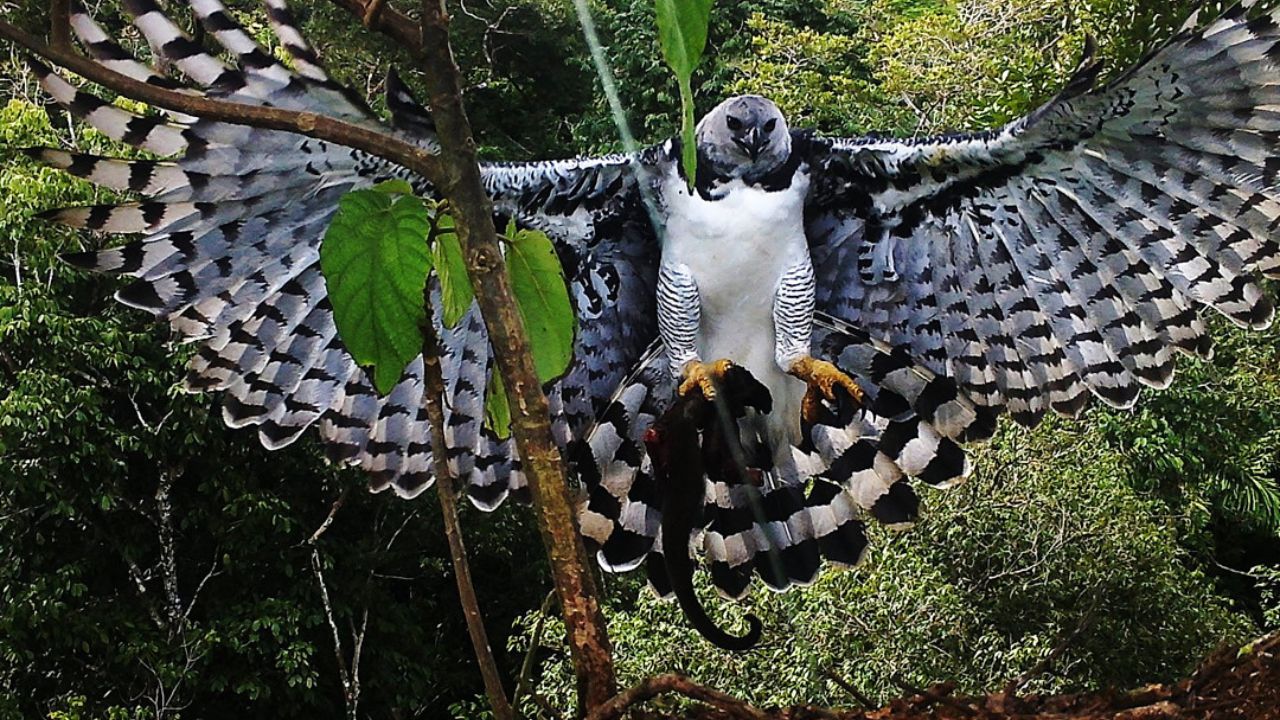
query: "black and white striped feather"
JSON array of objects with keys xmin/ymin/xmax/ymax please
[
  {"xmin": 578, "ymin": 315, "xmax": 980, "ymax": 598},
  {"xmin": 808, "ymin": 3, "xmax": 1280, "ymax": 426}
]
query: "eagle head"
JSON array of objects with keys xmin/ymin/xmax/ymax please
[{"xmin": 695, "ymin": 95, "xmax": 792, "ymax": 179}]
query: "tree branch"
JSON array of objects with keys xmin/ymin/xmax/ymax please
[
  {"xmin": 306, "ymin": 488, "xmax": 351, "ymax": 546},
  {"xmin": 584, "ymin": 674, "xmax": 769, "ymax": 720},
  {"xmin": 155, "ymin": 465, "xmax": 183, "ymax": 630},
  {"xmin": 822, "ymin": 668, "xmax": 876, "ymax": 710},
  {"xmin": 513, "ymin": 590, "xmax": 556, "ymax": 715},
  {"xmin": 415, "ymin": 0, "xmax": 616, "ymax": 710},
  {"xmin": 361, "ymin": 0, "xmax": 389, "ymax": 28},
  {"xmin": 0, "ymin": 18, "xmax": 445, "ymax": 187},
  {"xmin": 890, "ymin": 676, "xmax": 977, "ymax": 716},
  {"xmin": 328, "ymin": 0, "xmax": 424, "ymax": 55},
  {"xmin": 1005, "ymin": 606, "xmax": 1097, "ymax": 695},
  {"xmin": 182, "ymin": 549, "xmax": 221, "ymax": 621},
  {"xmin": 348, "ymin": 609, "xmax": 368, "ymax": 720},
  {"xmin": 310, "ymin": 548, "xmax": 356, "ymax": 714},
  {"xmin": 419, "ymin": 301, "xmax": 515, "ymax": 720},
  {"xmin": 49, "ymin": 0, "xmax": 70, "ymax": 49}
]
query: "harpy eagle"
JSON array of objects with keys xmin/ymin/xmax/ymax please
[{"xmin": 21, "ymin": 0, "xmax": 1280, "ymax": 600}]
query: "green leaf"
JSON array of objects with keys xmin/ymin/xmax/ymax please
[
  {"xmin": 320, "ymin": 188, "xmax": 432, "ymax": 395},
  {"xmin": 655, "ymin": 0, "xmax": 713, "ymax": 78},
  {"xmin": 655, "ymin": 0, "xmax": 714, "ymax": 186},
  {"xmin": 505, "ymin": 220, "xmax": 575, "ymax": 384},
  {"xmin": 431, "ymin": 213, "xmax": 474, "ymax": 328},
  {"xmin": 484, "ymin": 372, "xmax": 512, "ymax": 440},
  {"xmin": 372, "ymin": 178, "xmax": 416, "ymax": 196}
]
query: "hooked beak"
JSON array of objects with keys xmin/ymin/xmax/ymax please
[{"xmin": 733, "ymin": 128, "xmax": 767, "ymax": 161}]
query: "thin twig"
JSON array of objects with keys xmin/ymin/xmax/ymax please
[
  {"xmin": 1005, "ymin": 607, "xmax": 1097, "ymax": 694},
  {"xmin": 348, "ymin": 609, "xmax": 368, "ymax": 720},
  {"xmin": 307, "ymin": 488, "xmax": 351, "ymax": 545},
  {"xmin": 383, "ymin": 506, "xmax": 419, "ymax": 552},
  {"xmin": 418, "ymin": 304, "xmax": 515, "ymax": 720},
  {"xmin": 310, "ymin": 548, "xmax": 356, "ymax": 713},
  {"xmin": 821, "ymin": 668, "xmax": 876, "ymax": 710},
  {"xmin": 512, "ymin": 590, "xmax": 556, "ymax": 716},
  {"xmin": 328, "ymin": 0, "xmax": 423, "ymax": 54},
  {"xmin": 890, "ymin": 676, "xmax": 976, "ymax": 716},
  {"xmin": 182, "ymin": 549, "xmax": 222, "ymax": 620},
  {"xmin": 124, "ymin": 556, "xmax": 166, "ymax": 629}
]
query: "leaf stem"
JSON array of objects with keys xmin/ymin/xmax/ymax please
[{"xmin": 680, "ymin": 79, "xmax": 697, "ymax": 189}]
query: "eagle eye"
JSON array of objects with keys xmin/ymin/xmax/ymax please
[
  {"xmin": 726, "ymin": 116, "xmax": 743, "ymax": 132},
  {"xmin": 763, "ymin": 118, "xmax": 777, "ymax": 133}
]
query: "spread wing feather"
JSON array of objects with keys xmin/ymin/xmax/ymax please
[
  {"xmin": 579, "ymin": 317, "xmax": 977, "ymax": 598},
  {"xmin": 29, "ymin": 0, "xmax": 661, "ymax": 504},
  {"xmin": 809, "ymin": 2, "xmax": 1280, "ymax": 425}
]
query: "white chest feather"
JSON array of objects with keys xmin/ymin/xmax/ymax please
[
  {"xmin": 661, "ymin": 171, "xmax": 811, "ymax": 330},
  {"xmin": 660, "ymin": 170, "xmax": 813, "ymax": 450}
]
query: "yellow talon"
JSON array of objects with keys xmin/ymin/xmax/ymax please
[
  {"xmin": 789, "ymin": 356, "xmax": 865, "ymax": 424},
  {"xmin": 801, "ymin": 389, "xmax": 826, "ymax": 426},
  {"xmin": 679, "ymin": 359, "xmax": 735, "ymax": 400}
]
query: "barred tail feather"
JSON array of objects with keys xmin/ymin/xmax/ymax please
[
  {"xmin": 580, "ymin": 327, "xmax": 969, "ymax": 598},
  {"xmin": 22, "ymin": 149, "xmax": 190, "ymax": 196},
  {"xmin": 262, "ymin": 0, "xmax": 332, "ymax": 84}
]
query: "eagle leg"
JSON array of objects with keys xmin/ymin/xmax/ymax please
[
  {"xmin": 678, "ymin": 358, "xmax": 736, "ymax": 400},
  {"xmin": 789, "ymin": 356, "xmax": 865, "ymax": 424}
]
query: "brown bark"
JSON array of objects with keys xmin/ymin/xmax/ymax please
[
  {"xmin": 585, "ymin": 674, "xmax": 769, "ymax": 720},
  {"xmin": 413, "ymin": 1, "xmax": 616, "ymax": 710},
  {"xmin": 328, "ymin": 0, "xmax": 424, "ymax": 54},
  {"xmin": 49, "ymin": 0, "xmax": 70, "ymax": 49}
]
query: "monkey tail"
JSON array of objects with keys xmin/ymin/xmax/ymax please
[{"xmin": 648, "ymin": 390, "xmax": 763, "ymax": 652}]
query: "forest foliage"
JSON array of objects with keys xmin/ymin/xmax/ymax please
[{"xmin": 1, "ymin": 0, "xmax": 1279, "ymax": 718}]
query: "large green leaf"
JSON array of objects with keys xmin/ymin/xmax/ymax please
[
  {"xmin": 505, "ymin": 221, "xmax": 575, "ymax": 385},
  {"xmin": 655, "ymin": 0, "xmax": 713, "ymax": 78},
  {"xmin": 320, "ymin": 183, "xmax": 432, "ymax": 395},
  {"xmin": 655, "ymin": 0, "xmax": 714, "ymax": 186},
  {"xmin": 431, "ymin": 213, "xmax": 474, "ymax": 328},
  {"xmin": 479, "ymin": 223, "xmax": 575, "ymax": 439}
]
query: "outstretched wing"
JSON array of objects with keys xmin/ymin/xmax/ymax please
[
  {"xmin": 28, "ymin": 0, "xmax": 664, "ymax": 506},
  {"xmin": 807, "ymin": 2, "xmax": 1280, "ymax": 430}
]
